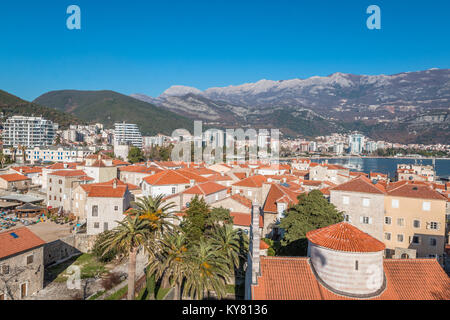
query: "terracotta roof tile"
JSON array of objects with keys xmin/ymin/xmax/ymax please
[
  {"xmin": 49, "ymin": 170, "xmax": 87, "ymax": 177},
  {"xmin": 0, "ymin": 173, "xmax": 31, "ymax": 182},
  {"xmin": 0, "ymin": 227, "xmax": 46, "ymax": 259},
  {"xmin": 232, "ymin": 175, "xmax": 267, "ymax": 188},
  {"xmin": 183, "ymin": 181, "xmax": 228, "ymax": 195},
  {"xmin": 230, "ymin": 194, "xmax": 253, "ymax": 208},
  {"xmin": 387, "ymin": 183, "xmax": 447, "ymax": 201},
  {"xmin": 306, "ymin": 222, "xmax": 386, "ymax": 253},
  {"xmin": 231, "ymin": 212, "xmax": 263, "ymax": 228},
  {"xmin": 252, "ymin": 257, "xmax": 450, "ymax": 300},
  {"xmin": 143, "ymin": 169, "xmax": 208, "ymax": 185},
  {"xmin": 330, "ymin": 176, "xmax": 386, "ymax": 194}
]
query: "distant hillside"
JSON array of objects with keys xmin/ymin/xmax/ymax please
[
  {"xmin": 34, "ymin": 90, "xmax": 193, "ymax": 135},
  {"xmin": 0, "ymin": 90, "xmax": 82, "ymax": 128}
]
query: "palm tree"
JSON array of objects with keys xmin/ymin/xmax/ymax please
[
  {"xmin": 183, "ymin": 239, "xmax": 229, "ymax": 300},
  {"xmin": 9, "ymin": 147, "xmax": 16, "ymax": 163},
  {"xmin": 148, "ymin": 232, "xmax": 189, "ymax": 300},
  {"xmin": 210, "ymin": 224, "xmax": 248, "ymax": 271},
  {"xmin": 129, "ymin": 195, "xmax": 177, "ymax": 297},
  {"xmin": 97, "ymin": 215, "xmax": 153, "ymax": 300}
]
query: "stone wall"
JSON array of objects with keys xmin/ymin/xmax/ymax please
[{"xmin": 44, "ymin": 234, "xmax": 97, "ymax": 266}]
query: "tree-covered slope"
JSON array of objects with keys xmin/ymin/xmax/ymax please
[
  {"xmin": 0, "ymin": 89, "xmax": 82, "ymax": 128},
  {"xmin": 34, "ymin": 90, "xmax": 193, "ymax": 135}
]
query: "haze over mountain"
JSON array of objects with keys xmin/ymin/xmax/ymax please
[{"xmin": 132, "ymin": 68, "xmax": 450, "ymax": 144}]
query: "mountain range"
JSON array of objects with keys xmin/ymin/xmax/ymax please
[
  {"xmin": 33, "ymin": 90, "xmax": 193, "ymax": 136},
  {"xmin": 131, "ymin": 68, "xmax": 450, "ymax": 144}
]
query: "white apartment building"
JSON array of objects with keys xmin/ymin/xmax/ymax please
[
  {"xmin": 2, "ymin": 116, "xmax": 57, "ymax": 147},
  {"xmin": 17, "ymin": 146, "xmax": 94, "ymax": 164},
  {"xmin": 114, "ymin": 122, "xmax": 143, "ymax": 148}
]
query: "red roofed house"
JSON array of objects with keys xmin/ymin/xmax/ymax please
[
  {"xmin": 211, "ymin": 193, "xmax": 253, "ymax": 214},
  {"xmin": 384, "ymin": 182, "xmax": 447, "ymax": 264},
  {"xmin": 232, "ymin": 175, "xmax": 268, "ymax": 204},
  {"xmin": 162, "ymin": 181, "xmax": 229, "ymax": 213},
  {"xmin": 46, "ymin": 170, "xmax": 93, "ymax": 213},
  {"xmin": 9, "ymin": 166, "xmax": 43, "ymax": 186},
  {"xmin": 83, "ymin": 154, "xmax": 118, "ymax": 183},
  {"xmin": 0, "ymin": 227, "xmax": 46, "ymax": 300},
  {"xmin": 0, "ymin": 173, "xmax": 31, "ymax": 191},
  {"xmin": 248, "ymin": 222, "xmax": 450, "ymax": 300},
  {"xmin": 142, "ymin": 169, "xmax": 208, "ymax": 198},
  {"xmin": 70, "ymin": 179, "xmax": 133, "ymax": 235},
  {"xmin": 330, "ymin": 176, "xmax": 386, "ymax": 241},
  {"xmin": 262, "ymin": 183, "xmax": 302, "ymax": 239},
  {"xmin": 119, "ymin": 165, "xmax": 162, "ymax": 187}
]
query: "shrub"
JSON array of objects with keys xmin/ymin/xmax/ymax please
[{"xmin": 101, "ymin": 272, "xmax": 122, "ymax": 291}]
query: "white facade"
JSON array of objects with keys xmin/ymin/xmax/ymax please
[
  {"xmin": 19, "ymin": 146, "xmax": 94, "ymax": 164},
  {"xmin": 114, "ymin": 122, "xmax": 143, "ymax": 148},
  {"xmin": 2, "ymin": 116, "xmax": 57, "ymax": 147}
]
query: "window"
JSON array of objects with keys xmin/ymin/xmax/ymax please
[
  {"xmin": 361, "ymin": 216, "xmax": 371, "ymax": 224},
  {"xmin": 92, "ymin": 205, "xmax": 98, "ymax": 217},
  {"xmin": 248, "ymin": 191, "xmax": 252, "ymax": 196},
  {"xmin": 385, "ymin": 233, "xmax": 391, "ymax": 241},
  {"xmin": 422, "ymin": 202, "xmax": 431, "ymax": 211},
  {"xmin": 411, "ymin": 236, "xmax": 420, "ymax": 244},
  {"xmin": 1, "ymin": 265, "xmax": 9, "ymax": 275},
  {"xmin": 26, "ymin": 255, "xmax": 34, "ymax": 265},
  {"xmin": 362, "ymin": 198, "xmax": 370, "ymax": 207},
  {"xmin": 392, "ymin": 199, "xmax": 399, "ymax": 208},
  {"xmin": 20, "ymin": 283, "xmax": 27, "ymax": 299},
  {"xmin": 59, "ymin": 180, "xmax": 62, "ymax": 185},
  {"xmin": 49, "ymin": 178, "xmax": 52, "ymax": 183},
  {"xmin": 355, "ymin": 260, "xmax": 359, "ymax": 271},
  {"xmin": 114, "ymin": 206, "xmax": 118, "ymax": 211},
  {"xmin": 94, "ymin": 222, "xmax": 100, "ymax": 229},
  {"xmin": 344, "ymin": 214, "xmax": 351, "ymax": 222},
  {"xmin": 385, "ymin": 217, "xmax": 392, "ymax": 225},
  {"xmin": 397, "ymin": 234, "xmax": 404, "ymax": 242},
  {"xmin": 397, "ymin": 218, "xmax": 405, "ymax": 227},
  {"xmin": 429, "ymin": 238, "xmax": 437, "ymax": 246},
  {"xmin": 104, "ymin": 223, "xmax": 108, "ymax": 231},
  {"xmin": 342, "ymin": 196, "xmax": 349, "ymax": 205},
  {"xmin": 413, "ymin": 220, "xmax": 421, "ymax": 228},
  {"xmin": 172, "ymin": 187, "xmax": 176, "ymax": 194},
  {"xmin": 429, "ymin": 222, "xmax": 438, "ymax": 230}
]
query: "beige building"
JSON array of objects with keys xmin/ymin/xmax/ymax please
[
  {"xmin": 0, "ymin": 227, "xmax": 45, "ymax": 300},
  {"xmin": 46, "ymin": 170, "xmax": 93, "ymax": 212},
  {"xmin": 0, "ymin": 174, "xmax": 31, "ymax": 191},
  {"xmin": 384, "ymin": 183, "xmax": 447, "ymax": 264},
  {"xmin": 396, "ymin": 164, "xmax": 436, "ymax": 182},
  {"xmin": 82, "ymin": 154, "xmax": 118, "ymax": 183},
  {"xmin": 231, "ymin": 175, "xmax": 268, "ymax": 205},
  {"xmin": 330, "ymin": 176, "xmax": 386, "ymax": 241}
]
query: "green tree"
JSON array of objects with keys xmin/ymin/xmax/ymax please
[
  {"xmin": 180, "ymin": 196, "xmax": 210, "ymax": 243},
  {"xmin": 207, "ymin": 207, "xmax": 233, "ymax": 228},
  {"xmin": 148, "ymin": 232, "xmax": 189, "ymax": 300},
  {"xmin": 128, "ymin": 146, "xmax": 145, "ymax": 163},
  {"xmin": 95, "ymin": 215, "xmax": 153, "ymax": 300},
  {"xmin": 183, "ymin": 239, "xmax": 229, "ymax": 300},
  {"xmin": 210, "ymin": 224, "xmax": 248, "ymax": 271},
  {"xmin": 279, "ymin": 190, "xmax": 344, "ymax": 256}
]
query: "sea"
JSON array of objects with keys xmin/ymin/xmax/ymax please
[{"xmin": 311, "ymin": 157, "xmax": 450, "ymax": 180}]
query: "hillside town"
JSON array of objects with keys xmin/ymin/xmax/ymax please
[{"xmin": 0, "ymin": 115, "xmax": 449, "ymax": 301}]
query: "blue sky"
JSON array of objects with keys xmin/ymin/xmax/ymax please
[{"xmin": 0, "ymin": 0, "xmax": 449, "ymax": 101}]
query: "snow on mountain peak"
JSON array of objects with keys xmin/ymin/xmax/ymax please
[{"xmin": 161, "ymin": 85, "xmax": 202, "ymax": 97}]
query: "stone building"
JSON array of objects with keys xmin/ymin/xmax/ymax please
[
  {"xmin": 0, "ymin": 173, "xmax": 31, "ymax": 191},
  {"xmin": 0, "ymin": 227, "xmax": 45, "ymax": 300},
  {"xmin": 330, "ymin": 176, "xmax": 386, "ymax": 241}
]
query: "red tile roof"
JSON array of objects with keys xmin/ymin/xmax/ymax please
[
  {"xmin": 263, "ymin": 184, "xmax": 301, "ymax": 213},
  {"xmin": 183, "ymin": 181, "xmax": 228, "ymax": 196},
  {"xmin": 45, "ymin": 163, "xmax": 78, "ymax": 170},
  {"xmin": 0, "ymin": 227, "xmax": 46, "ymax": 259},
  {"xmin": 387, "ymin": 183, "xmax": 447, "ymax": 201},
  {"xmin": 306, "ymin": 222, "xmax": 386, "ymax": 253},
  {"xmin": 230, "ymin": 212, "xmax": 263, "ymax": 228},
  {"xmin": 86, "ymin": 185, "xmax": 127, "ymax": 198},
  {"xmin": 49, "ymin": 170, "xmax": 87, "ymax": 177},
  {"xmin": 230, "ymin": 194, "xmax": 253, "ymax": 209},
  {"xmin": 0, "ymin": 173, "xmax": 31, "ymax": 182},
  {"xmin": 330, "ymin": 176, "xmax": 386, "ymax": 194},
  {"xmin": 143, "ymin": 169, "xmax": 208, "ymax": 185},
  {"xmin": 233, "ymin": 175, "xmax": 267, "ymax": 188},
  {"xmin": 11, "ymin": 166, "xmax": 43, "ymax": 174},
  {"xmin": 252, "ymin": 257, "xmax": 450, "ymax": 300},
  {"xmin": 119, "ymin": 165, "xmax": 162, "ymax": 174}
]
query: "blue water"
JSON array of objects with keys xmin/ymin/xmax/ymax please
[{"xmin": 316, "ymin": 158, "xmax": 450, "ymax": 179}]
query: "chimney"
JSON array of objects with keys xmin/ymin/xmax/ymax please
[
  {"xmin": 63, "ymin": 163, "xmax": 68, "ymax": 169},
  {"xmin": 113, "ymin": 179, "xmax": 117, "ymax": 189},
  {"xmin": 19, "ymin": 168, "xmax": 23, "ymax": 174},
  {"xmin": 190, "ymin": 179, "xmax": 195, "ymax": 187},
  {"xmin": 245, "ymin": 203, "xmax": 262, "ymax": 299}
]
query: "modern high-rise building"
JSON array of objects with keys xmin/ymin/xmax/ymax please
[
  {"xmin": 114, "ymin": 122, "xmax": 143, "ymax": 148},
  {"xmin": 2, "ymin": 116, "xmax": 57, "ymax": 147},
  {"xmin": 349, "ymin": 133, "xmax": 365, "ymax": 154}
]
